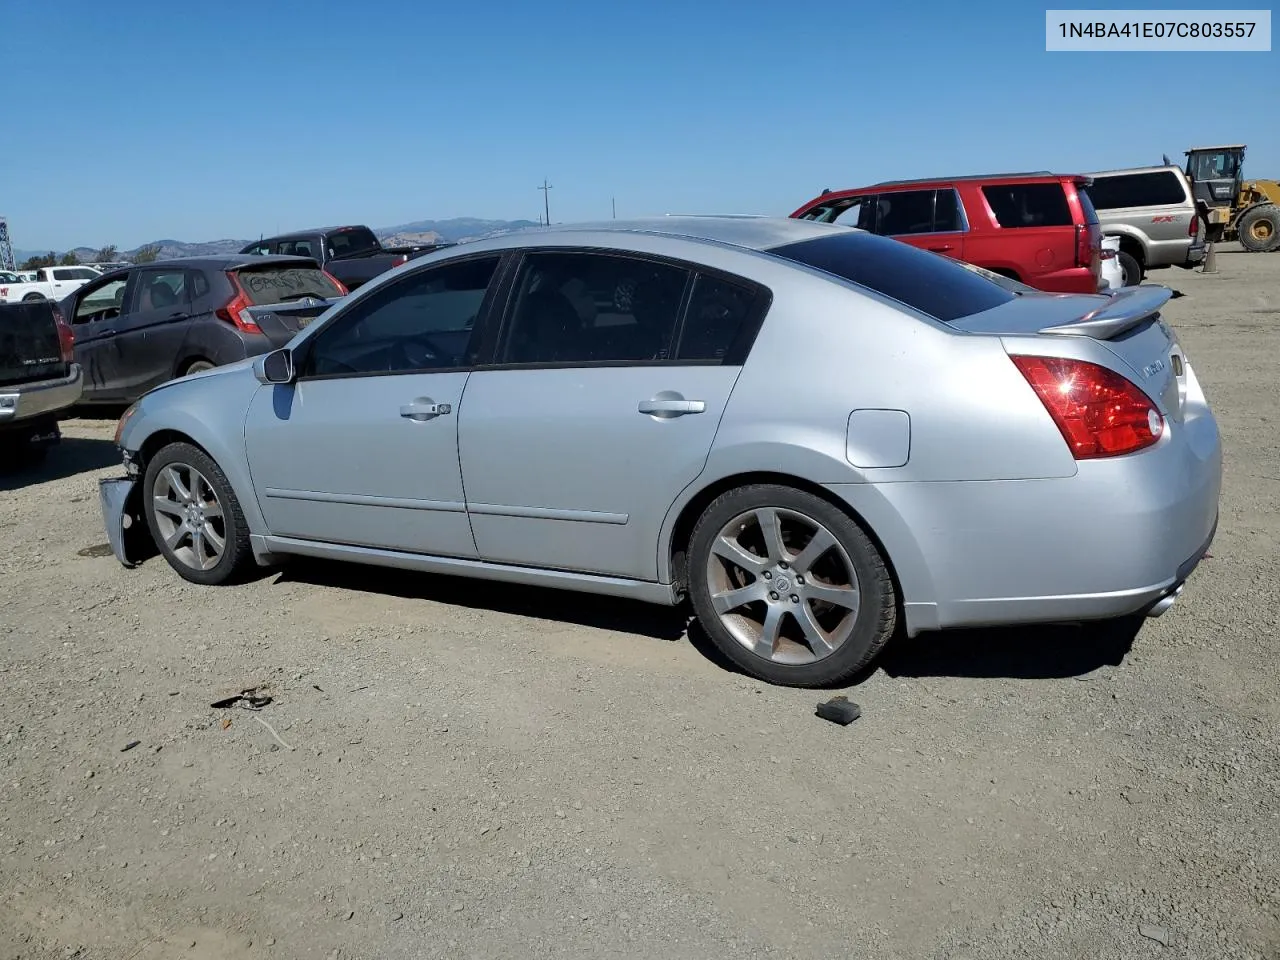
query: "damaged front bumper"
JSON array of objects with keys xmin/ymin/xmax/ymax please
[{"xmin": 98, "ymin": 476, "xmax": 157, "ymax": 568}]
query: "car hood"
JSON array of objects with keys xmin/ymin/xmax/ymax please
[{"xmin": 137, "ymin": 356, "xmax": 257, "ymax": 401}]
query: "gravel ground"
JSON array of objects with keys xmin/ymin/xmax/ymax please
[{"xmin": 1, "ymin": 248, "xmax": 1277, "ymax": 960}]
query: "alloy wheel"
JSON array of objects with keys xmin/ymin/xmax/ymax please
[{"xmin": 151, "ymin": 462, "xmax": 226, "ymax": 572}]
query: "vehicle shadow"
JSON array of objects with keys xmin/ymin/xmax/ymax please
[
  {"xmin": 873, "ymin": 618, "xmax": 1140, "ymax": 682},
  {"xmin": 0, "ymin": 437, "xmax": 120, "ymax": 491},
  {"xmin": 272, "ymin": 559, "xmax": 690, "ymax": 643}
]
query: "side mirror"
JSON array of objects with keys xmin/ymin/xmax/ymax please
[{"xmin": 253, "ymin": 348, "xmax": 295, "ymax": 385}]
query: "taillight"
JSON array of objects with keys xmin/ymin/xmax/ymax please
[
  {"xmin": 216, "ymin": 273, "xmax": 263, "ymax": 334},
  {"xmin": 323, "ymin": 270, "xmax": 348, "ymax": 295},
  {"xmin": 1011, "ymin": 355, "xmax": 1164, "ymax": 459},
  {"xmin": 53, "ymin": 307, "xmax": 75, "ymax": 363},
  {"xmin": 1074, "ymin": 224, "xmax": 1095, "ymax": 268},
  {"xmin": 1188, "ymin": 215, "xmax": 1198, "ymax": 238}
]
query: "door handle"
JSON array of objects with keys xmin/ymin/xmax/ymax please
[
  {"xmin": 99, "ymin": 329, "xmax": 118, "ymax": 339},
  {"xmin": 399, "ymin": 400, "xmax": 451, "ymax": 420},
  {"xmin": 168, "ymin": 311, "xmax": 189, "ymax": 321},
  {"xmin": 638, "ymin": 398, "xmax": 705, "ymax": 417},
  {"xmin": 928, "ymin": 244, "xmax": 955, "ymax": 252}
]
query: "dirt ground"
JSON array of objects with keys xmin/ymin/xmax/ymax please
[{"xmin": 1, "ymin": 247, "xmax": 1277, "ymax": 960}]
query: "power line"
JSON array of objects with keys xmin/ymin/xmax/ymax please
[{"xmin": 538, "ymin": 179, "xmax": 553, "ymax": 226}]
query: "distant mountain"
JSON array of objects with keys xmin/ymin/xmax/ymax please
[{"xmin": 12, "ymin": 217, "xmax": 540, "ymax": 266}]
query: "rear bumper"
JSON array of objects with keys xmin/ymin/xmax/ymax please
[
  {"xmin": 0, "ymin": 364, "xmax": 83, "ymax": 425},
  {"xmin": 827, "ymin": 402, "xmax": 1223, "ymax": 636}
]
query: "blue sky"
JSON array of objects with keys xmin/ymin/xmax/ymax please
[{"xmin": 4, "ymin": 0, "xmax": 1276, "ymax": 251}]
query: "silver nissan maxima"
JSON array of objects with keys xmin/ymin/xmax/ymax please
[{"xmin": 100, "ymin": 216, "xmax": 1221, "ymax": 688}]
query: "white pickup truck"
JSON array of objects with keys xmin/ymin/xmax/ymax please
[{"xmin": 0, "ymin": 265, "xmax": 101, "ymax": 303}]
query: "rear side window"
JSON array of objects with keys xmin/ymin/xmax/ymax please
[
  {"xmin": 235, "ymin": 266, "xmax": 343, "ymax": 305},
  {"xmin": 1086, "ymin": 171, "xmax": 1187, "ymax": 209},
  {"xmin": 982, "ymin": 183, "xmax": 1073, "ymax": 228},
  {"xmin": 53, "ymin": 269, "xmax": 78, "ymax": 281},
  {"xmin": 675, "ymin": 274, "xmax": 762, "ymax": 362},
  {"xmin": 875, "ymin": 190, "xmax": 938, "ymax": 236},
  {"xmin": 766, "ymin": 232, "xmax": 1015, "ymax": 323}
]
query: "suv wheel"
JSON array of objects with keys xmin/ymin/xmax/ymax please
[
  {"xmin": 687, "ymin": 484, "xmax": 897, "ymax": 688},
  {"xmin": 143, "ymin": 442, "xmax": 252, "ymax": 585}
]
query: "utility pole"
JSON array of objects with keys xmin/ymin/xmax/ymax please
[
  {"xmin": 612, "ymin": 197, "xmax": 616, "ymax": 219},
  {"xmin": 538, "ymin": 179, "xmax": 553, "ymax": 226}
]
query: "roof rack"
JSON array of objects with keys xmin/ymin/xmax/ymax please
[{"xmin": 871, "ymin": 171, "xmax": 1058, "ymax": 187}]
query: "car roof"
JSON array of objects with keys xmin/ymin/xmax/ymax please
[
  {"xmin": 1086, "ymin": 164, "xmax": 1187, "ymax": 177},
  {"xmin": 253, "ymin": 225, "xmax": 372, "ymax": 242},
  {"xmin": 481, "ymin": 216, "xmax": 853, "ymax": 252},
  {"xmin": 136, "ymin": 254, "xmax": 318, "ymax": 269}
]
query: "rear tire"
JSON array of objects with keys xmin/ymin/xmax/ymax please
[
  {"xmin": 22, "ymin": 293, "xmax": 45, "ymax": 301},
  {"xmin": 182, "ymin": 359, "xmax": 215, "ymax": 376},
  {"xmin": 1117, "ymin": 251, "xmax": 1143, "ymax": 286},
  {"xmin": 143, "ymin": 441, "xmax": 252, "ymax": 585},
  {"xmin": 1238, "ymin": 204, "xmax": 1280, "ymax": 253},
  {"xmin": 687, "ymin": 484, "xmax": 897, "ymax": 688}
]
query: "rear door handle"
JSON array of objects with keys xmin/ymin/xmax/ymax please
[
  {"xmin": 99, "ymin": 329, "xmax": 117, "ymax": 339},
  {"xmin": 638, "ymin": 398, "xmax": 705, "ymax": 417},
  {"xmin": 399, "ymin": 400, "xmax": 451, "ymax": 420},
  {"xmin": 928, "ymin": 243, "xmax": 955, "ymax": 252}
]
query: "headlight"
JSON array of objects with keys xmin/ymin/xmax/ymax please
[{"xmin": 114, "ymin": 402, "xmax": 139, "ymax": 446}]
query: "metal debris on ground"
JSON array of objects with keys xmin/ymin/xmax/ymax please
[
  {"xmin": 210, "ymin": 687, "xmax": 273, "ymax": 710},
  {"xmin": 120, "ymin": 740, "xmax": 141, "ymax": 752},
  {"xmin": 815, "ymin": 695, "xmax": 861, "ymax": 725}
]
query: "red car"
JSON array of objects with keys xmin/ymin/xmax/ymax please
[{"xmin": 790, "ymin": 172, "xmax": 1103, "ymax": 294}]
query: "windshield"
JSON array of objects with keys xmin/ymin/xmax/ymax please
[
  {"xmin": 766, "ymin": 231, "xmax": 1016, "ymax": 322},
  {"xmin": 235, "ymin": 265, "xmax": 343, "ymax": 305}
]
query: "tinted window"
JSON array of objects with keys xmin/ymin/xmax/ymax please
[
  {"xmin": 766, "ymin": 232, "xmax": 1015, "ymax": 323},
  {"xmin": 676, "ymin": 274, "xmax": 760, "ymax": 362},
  {"xmin": 934, "ymin": 189, "xmax": 964, "ymax": 231},
  {"xmin": 136, "ymin": 270, "xmax": 189, "ymax": 311},
  {"xmin": 875, "ymin": 190, "xmax": 938, "ymax": 236},
  {"xmin": 982, "ymin": 183, "xmax": 1073, "ymax": 228},
  {"xmin": 302, "ymin": 256, "xmax": 498, "ymax": 378},
  {"xmin": 189, "ymin": 270, "xmax": 211, "ymax": 300},
  {"xmin": 242, "ymin": 243, "xmax": 271, "ymax": 256},
  {"xmin": 1086, "ymin": 171, "xmax": 1187, "ymax": 209},
  {"xmin": 500, "ymin": 252, "xmax": 689, "ymax": 365},
  {"xmin": 325, "ymin": 228, "xmax": 380, "ymax": 259},
  {"xmin": 53, "ymin": 269, "xmax": 78, "ymax": 281},
  {"xmin": 279, "ymin": 239, "xmax": 317, "ymax": 258},
  {"xmin": 235, "ymin": 265, "xmax": 342, "ymax": 305}
]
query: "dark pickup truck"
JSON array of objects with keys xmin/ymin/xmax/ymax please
[
  {"xmin": 0, "ymin": 300, "xmax": 83, "ymax": 465},
  {"xmin": 240, "ymin": 225, "xmax": 452, "ymax": 291}
]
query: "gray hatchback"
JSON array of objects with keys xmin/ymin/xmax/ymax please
[
  {"xmin": 100, "ymin": 217, "xmax": 1221, "ymax": 688},
  {"xmin": 61, "ymin": 255, "xmax": 345, "ymax": 404}
]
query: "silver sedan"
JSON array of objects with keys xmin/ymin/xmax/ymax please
[{"xmin": 100, "ymin": 216, "xmax": 1221, "ymax": 688}]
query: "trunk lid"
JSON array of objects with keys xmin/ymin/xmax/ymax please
[
  {"xmin": 952, "ymin": 285, "xmax": 1187, "ymax": 422},
  {"xmin": 244, "ymin": 298, "xmax": 339, "ymax": 347},
  {"xmin": 0, "ymin": 301, "xmax": 67, "ymax": 387}
]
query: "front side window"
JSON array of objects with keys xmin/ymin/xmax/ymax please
[
  {"xmin": 75, "ymin": 278, "xmax": 129, "ymax": 323},
  {"xmin": 301, "ymin": 255, "xmax": 499, "ymax": 378},
  {"xmin": 499, "ymin": 252, "xmax": 689, "ymax": 365},
  {"xmin": 982, "ymin": 182, "xmax": 1073, "ymax": 228},
  {"xmin": 800, "ymin": 196, "xmax": 875, "ymax": 230},
  {"xmin": 136, "ymin": 270, "xmax": 189, "ymax": 311}
]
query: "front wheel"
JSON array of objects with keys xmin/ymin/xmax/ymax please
[
  {"xmin": 143, "ymin": 441, "xmax": 252, "ymax": 585},
  {"xmin": 1238, "ymin": 204, "xmax": 1280, "ymax": 253},
  {"xmin": 687, "ymin": 485, "xmax": 897, "ymax": 687}
]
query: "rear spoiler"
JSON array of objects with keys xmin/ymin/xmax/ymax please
[{"xmin": 1037, "ymin": 285, "xmax": 1173, "ymax": 340}]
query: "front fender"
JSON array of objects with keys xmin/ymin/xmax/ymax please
[{"xmin": 120, "ymin": 370, "xmax": 268, "ymax": 537}]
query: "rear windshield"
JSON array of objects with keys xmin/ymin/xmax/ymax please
[
  {"xmin": 766, "ymin": 231, "xmax": 1016, "ymax": 322},
  {"xmin": 1085, "ymin": 171, "xmax": 1187, "ymax": 209},
  {"xmin": 326, "ymin": 227, "xmax": 381, "ymax": 258},
  {"xmin": 235, "ymin": 265, "xmax": 343, "ymax": 306}
]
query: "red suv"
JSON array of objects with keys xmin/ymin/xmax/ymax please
[{"xmin": 790, "ymin": 172, "xmax": 1103, "ymax": 294}]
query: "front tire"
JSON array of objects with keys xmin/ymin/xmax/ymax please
[
  {"xmin": 143, "ymin": 442, "xmax": 251, "ymax": 585},
  {"xmin": 687, "ymin": 484, "xmax": 897, "ymax": 688},
  {"xmin": 1238, "ymin": 204, "xmax": 1280, "ymax": 252}
]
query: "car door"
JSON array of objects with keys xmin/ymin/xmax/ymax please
[
  {"xmin": 105, "ymin": 266, "xmax": 199, "ymax": 400},
  {"xmin": 243, "ymin": 253, "xmax": 503, "ymax": 557},
  {"xmin": 871, "ymin": 188, "xmax": 968, "ymax": 260},
  {"xmin": 458, "ymin": 249, "xmax": 768, "ymax": 581},
  {"xmin": 69, "ymin": 272, "xmax": 134, "ymax": 401}
]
